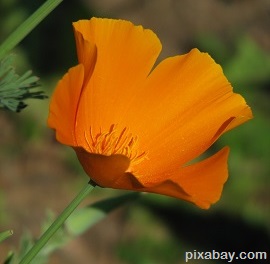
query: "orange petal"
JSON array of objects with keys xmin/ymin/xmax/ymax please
[
  {"xmin": 75, "ymin": 146, "xmax": 229, "ymax": 209},
  {"xmin": 127, "ymin": 49, "xmax": 252, "ymax": 178},
  {"xmin": 73, "ymin": 25, "xmax": 97, "ymax": 83},
  {"xmin": 140, "ymin": 147, "xmax": 230, "ymax": 209},
  {"xmin": 48, "ymin": 64, "xmax": 85, "ymax": 146},
  {"xmin": 176, "ymin": 147, "xmax": 229, "ymax": 208},
  {"xmin": 74, "ymin": 148, "xmax": 136, "ymax": 187},
  {"xmin": 73, "ymin": 18, "xmax": 162, "ymax": 148}
]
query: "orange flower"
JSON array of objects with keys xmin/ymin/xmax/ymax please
[{"xmin": 48, "ymin": 17, "xmax": 252, "ymax": 209}]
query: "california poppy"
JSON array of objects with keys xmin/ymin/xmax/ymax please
[{"xmin": 48, "ymin": 17, "xmax": 252, "ymax": 209}]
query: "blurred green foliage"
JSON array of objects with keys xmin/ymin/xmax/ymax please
[{"xmin": 2, "ymin": 192, "xmax": 140, "ymax": 263}]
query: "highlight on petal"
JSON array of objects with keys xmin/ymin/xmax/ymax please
[{"xmin": 48, "ymin": 17, "xmax": 253, "ymax": 209}]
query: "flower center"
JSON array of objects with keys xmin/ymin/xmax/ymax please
[{"xmin": 85, "ymin": 124, "xmax": 146, "ymax": 166}]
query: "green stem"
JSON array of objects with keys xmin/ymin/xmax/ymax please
[
  {"xmin": 0, "ymin": 230, "xmax": 13, "ymax": 243},
  {"xmin": 19, "ymin": 181, "xmax": 96, "ymax": 264},
  {"xmin": 0, "ymin": 0, "xmax": 64, "ymax": 60}
]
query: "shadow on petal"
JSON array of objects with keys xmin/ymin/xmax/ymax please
[
  {"xmin": 74, "ymin": 148, "xmax": 144, "ymax": 189},
  {"xmin": 211, "ymin": 116, "xmax": 235, "ymax": 143}
]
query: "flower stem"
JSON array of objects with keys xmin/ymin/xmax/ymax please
[
  {"xmin": 0, "ymin": 0, "xmax": 64, "ymax": 60},
  {"xmin": 19, "ymin": 181, "xmax": 96, "ymax": 264},
  {"xmin": 0, "ymin": 230, "xmax": 13, "ymax": 243}
]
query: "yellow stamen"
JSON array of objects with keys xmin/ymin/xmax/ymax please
[{"xmin": 85, "ymin": 124, "xmax": 146, "ymax": 165}]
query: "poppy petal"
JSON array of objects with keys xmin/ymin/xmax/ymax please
[
  {"xmin": 74, "ymin": 148, "xmax": 133, "ymax": 187},
  {"xmin": 48, "ymin": 64, "xmax": 85, "ymax": 145},
  {"xmin": 74, "ymin": 147, "xmax": 189, "ymax": 200},
  {"xmin": 140, "ymin": 147, "xmax": 230, "ymax": 209},
  {"xmin": 127, "ymin": 49, "xmax": 252, "ymax": 178},
  {"xmin": 73, "ymin": 18, "xmax": 162, "ymax": 144},
  {"xmin": 75, "ymin": 145, "xmax": 229, "ymax": 209},
  {"xmin": 73, "ymin": 26, "xmax": 97, "ymax": 83}
]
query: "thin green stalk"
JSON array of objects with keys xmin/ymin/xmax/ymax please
[
  {"xmin": 0, "ymin": 230, "xmax": 13, "ymax": 243},
  {"xmin": 0, "ymin": 0, "xmax": 64, "ymax": 60},
  {"xmin": 19, "ymin": 181, "xmax": 96, "ymax": 264}
]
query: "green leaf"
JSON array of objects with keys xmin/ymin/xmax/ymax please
[
  {"xmin": 0, "ymin": 54, "xmax": 47, "ymax": 112},
  {"xmin": 66, "ymin": 192, "xmax": 140, "ymax": 236},
  {"xmin": 0, "ymin": 229, "xmax": 13, "ymax": 243}
]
